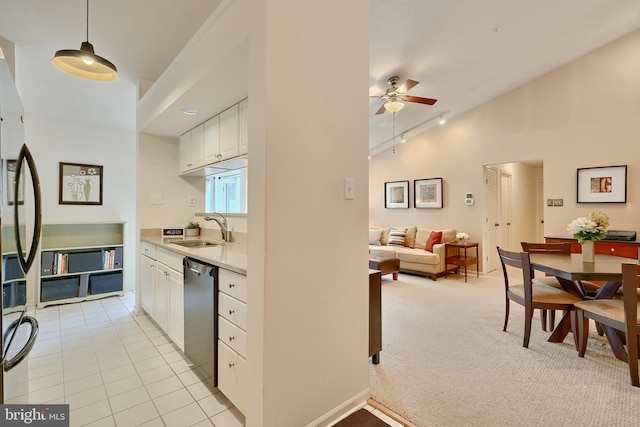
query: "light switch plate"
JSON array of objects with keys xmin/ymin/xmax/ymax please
[{"xmin": 344, "ymin": 178, "xmax": 354, "ymax": 200}]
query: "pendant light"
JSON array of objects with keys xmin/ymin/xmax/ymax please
[{"xmin": 52, "ymin": 0, "xmax": 118, "ymax": 82}]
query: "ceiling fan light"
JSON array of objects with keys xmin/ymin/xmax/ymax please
[
  {"xmin": 384, "ymin": 100, "xmax": 404, "ymax": 113},
  {"xmin": 400, "ymin": 134, "xmax": 407, "ymax": 144},
  {"xmin": 438, "ymin": 114, "xmax": 447, "ymax": 125}
]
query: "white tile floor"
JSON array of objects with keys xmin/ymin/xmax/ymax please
[
  {"xmin": 6, "ymin": 292, "xmax": 404, "ymax": 427},
  {"xmin": 5, "ymin": 292, "xmax": 244, "ymax": 427}
]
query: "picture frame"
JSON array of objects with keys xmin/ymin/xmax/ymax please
[
  {"xmin": 577, "ymin": 165, "xmax": 627, "ymax": 204},
  {"xmin": 414, "ymin": 177, "xmax": 443, "ymax": 209},
  {"xmin": 59, "ymin": 162, "xmax": 103, "ymax": 205},
  {"xmin": 384, "ymin": 180, "xmax": 409, "ymax": 209},
  {"xmin": 5, "ymin": 159, "xmax": 24, "ymax": 206}
]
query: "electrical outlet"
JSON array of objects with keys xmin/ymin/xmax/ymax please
[
  {"xmin": 344, "ymin": 178, "xmax": 354, "ymax": 200},
  {"xmin": 151, "ymin": 194, "xmax": 164, "ymax": 205},
  {"xmin": 188, "ymin": 196, "xmax": 196, "ymax": 207}
]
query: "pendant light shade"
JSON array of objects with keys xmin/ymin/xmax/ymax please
[{"xmin": 52, "ymin": 0, "xmax": 118, "ymax": 82}]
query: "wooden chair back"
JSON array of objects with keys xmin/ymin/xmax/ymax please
[
  {"xmin": 622, "ymin": 263, "xmax": 640, "ymax": 370},
  {"xmin": 497, "ymin": 246, "xmax": 533, "ymax": 299},
  {"xmin": 521, "ymin": 242, "xmax": 572, "ymax": 254}
]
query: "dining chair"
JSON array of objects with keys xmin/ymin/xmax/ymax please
[
  {"xmin": 574, "ymin": 263, "xmax": 640, "ymax": 387},
  {"xmin": 498, "ymin": 247, "xmax": 583, "ymax": 348},
  {"xmin": 521, "ymin": 242, "xmax": 601, "ymax": 331}
]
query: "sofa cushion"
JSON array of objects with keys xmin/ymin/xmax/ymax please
[
  {"xmin": 369, "ymin": 246, "xmax": 398, "ymax": 258},
  {"xmin": 415, "ymin": 228, "xmax": 434, "ymax": 249},
  {"xmin": 441, "ymin": 229, "xmax": 457, "ymax": 243},
  {"xmin": 395, "ymin": 248, "xmax": 440, "ymax": 266},
  {"xmin": 380, "ymin": 228, "xmax": 390, "ymax": 245},
  {"xmin": 425, "ymin": 231, "xmax": 442, "ymax": 252},
  {"xmin": 368, "ymin": 228, "xmax": 383, "ymax": 246},
  {"xmin": 404, "ymin": 226, "xmax": 417, "ymax": 248},
  {"xmin": 388, "ymin": 227, "xmax": 408, "ymax": 247}
]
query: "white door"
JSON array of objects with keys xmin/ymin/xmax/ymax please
[
  {"xmin": 500, "ymin": 172, "xmax": 512, "ymax": 250},
  {"xmin": 483, "ymin": 166, "xmax": 500, "ymax": 273},
  {"xmin": 536, "ymin": 178, "xmax": 545, "ymax": 241}
]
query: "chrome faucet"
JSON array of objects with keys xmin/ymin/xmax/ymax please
[{"xmin": 204, "ymin": 213, "xmax": 230, "ymax": 241}]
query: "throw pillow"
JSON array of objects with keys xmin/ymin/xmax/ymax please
[
  {"xmin": 368, "ymin": 228, "xmax": 382, "ymax": 246},
  {"xmin": 388, "ymin": 227, "xmax": 408, "ymax": 247},
  {"xmin": 425, "ymin": 230, "xmax": 442, "ymax": 252}
]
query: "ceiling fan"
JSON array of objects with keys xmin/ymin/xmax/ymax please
[{"xmin": 371, "ymin": 76, "xmax": 437, "ymax": 115}]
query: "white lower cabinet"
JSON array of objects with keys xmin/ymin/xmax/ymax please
[
  {"xmin": 218, "ymin": 268, "xmax": 247, "ymax": 415},
  {"xmin": 140, "ymin": 243, "xmax": 184, "ymax": 351}
]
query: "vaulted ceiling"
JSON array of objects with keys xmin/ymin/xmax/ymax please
[{"xmin": 2, "ymin": 0, "xmax": 640, "ymax": 154}]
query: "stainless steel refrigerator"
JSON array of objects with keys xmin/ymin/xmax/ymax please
[{"xmin": 0, "ymin": 55, "xmax": 42, "ymax": 403}]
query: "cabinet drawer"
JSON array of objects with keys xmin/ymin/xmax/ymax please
[
  {"xmin": 218, "ymin": 316, "xmax": 247, "ymax": 358},
  {"xmin": 141, "ymin": 242, "xmax": 156, "ymax": 259},
  {"xmin": 219, "ymin": 269, "xmax": 247, "ymax": 302},
  {"xmin": 156, "ymin": 247, "xmax": 184, "ymax": 272},
  {"xmin": 218, "ymin": 340, "xmax": 246, "ymax": 415},
  {"xmin": 595, "ymin": 242, "xmax": 639, "ymax": 259},
  {"xmin": 218, "ymin": 292, "xmax": 247, "ymax": 331}
]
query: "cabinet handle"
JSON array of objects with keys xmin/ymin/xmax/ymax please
[
  {"xmin": 228, "ymin": 363, "xmax": 235, "ymax": 368},
  {"xmin": 229, "ymin": 336, "xmax": 235, "ymax": 341},
  {"xmin": 228, "ymin": 283, "xmax": 235, "ymax": 288},
  {"xmin": 229, "ymin": 310, "xmax": 235, "ymax": 315},
  {"xmin": 611, "ymin": 248, "xmax": 615, "ymax": 252}
]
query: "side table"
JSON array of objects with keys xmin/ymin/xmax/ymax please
[{"xmin": 445, "ymin": 241, "xmax": 479, "ymax": 282}]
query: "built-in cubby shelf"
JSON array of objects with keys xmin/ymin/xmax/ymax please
[
  {"xmin": 2, "ymin": 224, "xmax": 27, "ymax": 314},
  {"xmin": 38, "ymin": 222, "xmax": 125, "ymax": 308}
]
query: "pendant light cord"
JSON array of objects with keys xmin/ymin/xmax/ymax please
[{"xmin": 86, "ymin": 0, "xmax": 90, "ymax": 42}]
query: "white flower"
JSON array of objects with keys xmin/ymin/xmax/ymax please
[
  {"xmin": 567, "ymin": 211, "xmax": 609, "ymax": 244},
  {"xmin": 456, "ymin": 232, "xmax": 470, "ymax": 241}
]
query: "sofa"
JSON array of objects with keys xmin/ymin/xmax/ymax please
[{"xmin": 368, "ymin": 226, "xmax": 457, "ymax": 280}]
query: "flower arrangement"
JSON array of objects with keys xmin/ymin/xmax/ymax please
[
  {"xmin": 567, "ymin": 211, "xmax": 609, "ymax": 244},
  {"xmin": 456, "ymin": 232, "xmax": 470, "ymax": 242}
]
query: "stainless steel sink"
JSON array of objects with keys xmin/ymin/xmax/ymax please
[{"xmin": 171, "ymin": 240, "xmax": 223, "ymax": 248}]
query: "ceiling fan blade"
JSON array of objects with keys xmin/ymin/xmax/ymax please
[
  {"xmin": 404, "ymin": 95, "xmax": 437, "ymax": 105},
  {"xmin": 370, "ymin": 95, "xmax": 383, "ymax": 99},
  {"xmin": 397, "ymin": 79, "xmax": 419, "ymax": 93},
  {"xmin": 375, "ymin": 104, "xmax": 387, "ymax": 115}
]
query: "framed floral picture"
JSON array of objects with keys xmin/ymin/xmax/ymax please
[
  {"xmin": 414, "ymin": 177, "xmax": 443, "ymax": 208},
  {"xmin": 384, "ymin": 181, "xmax": 409, "ymax": 208},
  {"xmin": 59, "ymin": 162, "xmax": 103, "ymax": 205},
  {"xmin": 577, "ymin": 165, "xmax": 627, "ymax": 203}
]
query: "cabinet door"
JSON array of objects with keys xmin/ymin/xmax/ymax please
[
  {"xmin": 218, "ymin": 340, "xmax": 246, "ymax": 414},
  {"xmin": 204, "ymin": 115, "xmax": 221, "ymax": 163},
  {"xmin": 167, "ymin": 269, "xmax": 184, "ymax": 351},
  {"xmin": 179, "ymin": 132, "xmax": 192, "ymax": 172},
  {"xmin": 219, "ymin": 105, "xmax": 239, "ymax": 161},
  {"xmin": 190, "ymin": 124, "xmax": 205, "ymax": 168},
  {"xmin": 154, "ymin": 263, "xmax": 169, "ymax": 331},
  {"xmin": 140, "ymin": 255, "xmax": 155, "ymax": 316},
  {"xmin": 238, "ymin": 99, "xmax": 248, "ymax": 155}
]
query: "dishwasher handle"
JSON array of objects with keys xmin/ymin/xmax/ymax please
[{"xmin": 184, "ymin": 258, "xmax": 215, "ymax": 277}]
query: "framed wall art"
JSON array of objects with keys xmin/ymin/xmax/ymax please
[
  {"xmin": 384, "ymin": 180, "xmax": 409, "ymax": 209},
  {"xmin": 414, "ymin": 177, "xmax": 443, "ymax": 209},
  {"xmin": 577, "ymin": 165, "xmax": 627, "ymax": 203},
  {"xmin": 59, "ymin": 162, "xmax": 103, "ymax": 205}
]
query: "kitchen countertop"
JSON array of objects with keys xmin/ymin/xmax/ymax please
[{"xmin": 141, "ymin": 231, "xmax": 247, "ymax": 275}]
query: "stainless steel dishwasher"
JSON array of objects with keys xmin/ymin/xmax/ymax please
[{"xmin": 183, "ymin": 258, "xmax": 218, "ymax": 390}]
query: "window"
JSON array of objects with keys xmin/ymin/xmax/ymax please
[{"xmin": 205, "ymin": 168, "xmax": 247, "ymax": 214}]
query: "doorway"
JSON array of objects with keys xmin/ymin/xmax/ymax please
[{"xmin": 482, "ymin": 161, "xmax": 543, "ymax": 273}]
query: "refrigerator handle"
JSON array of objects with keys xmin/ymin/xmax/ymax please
[
  {"xmin": 14, "ymin": 144, "xmax": 42, "ymax": 275},
  {"xmin": 2, "ymin": 315, "xmax": 39, "ymax": 372}
]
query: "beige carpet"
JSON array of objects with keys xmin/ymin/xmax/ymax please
[{"xmin": 368, "ymin": 271, "xmax": 640, "ymax": 427}]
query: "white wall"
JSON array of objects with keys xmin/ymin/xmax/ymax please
[
  {"xmin": 248, "ymin": 0, "xmax": 370, "ymax": 425},
  {"xmin": 24, "ymin": 114, "xmax": 137, "ymax": 291},
  {"xmin": 370, "ymin": 29, "xmax": 640, "ymax": 266}
]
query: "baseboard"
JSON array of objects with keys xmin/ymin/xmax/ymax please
[{"xmin": 305, "ymin": 387, "xmax": 370, "ymax": 427}]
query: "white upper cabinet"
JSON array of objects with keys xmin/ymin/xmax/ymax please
[
  {"xmin": 219, "ymin": 104, "xmax": 240, "ymax": 161},
  {"xmin": 239, "ymin": 98, "xmax": 248, "ymax": 155},
  {"xmin": 204, "ymin": 115, "xmax": 221, "ymax": 163},
  {"xmin": 179, "ymin": 124, "xmax": 205, "ymax": 172}
]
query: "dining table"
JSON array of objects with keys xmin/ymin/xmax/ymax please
[{"xmin": 529, "ymin": 252, "xmax": 634, "ymax": 361}]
